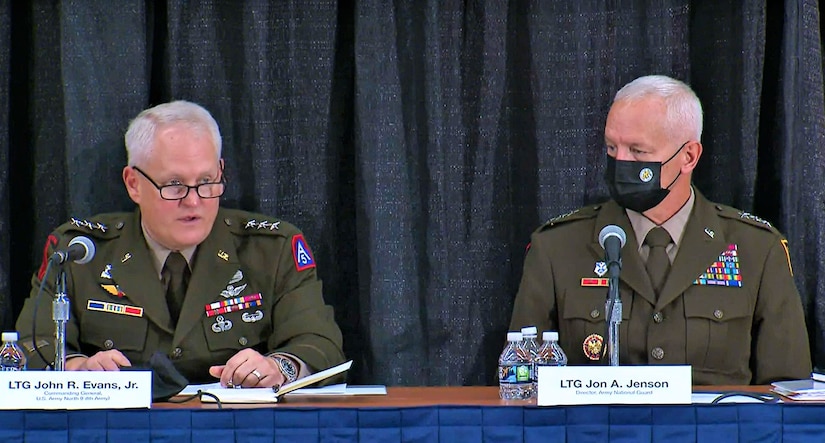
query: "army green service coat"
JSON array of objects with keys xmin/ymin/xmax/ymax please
[
  {"xmin": 16, "ymin": 208, "xmax": 345, "ymax": 383},
  {"xmin": 510, "ymin": 191, "xmax": 811, "ymax": 385}
]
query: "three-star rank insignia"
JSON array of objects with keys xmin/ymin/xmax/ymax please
[
  {"xmin": 70, "ymin": 218, "xmax": 108, "ymax": 232},
  {"xmin": 738, "ymin": 211, "xmax": 772, "ymax": 227},
  {"xmin": 245, "ymin": 219, "xmax": 281, "ymax": 230}
]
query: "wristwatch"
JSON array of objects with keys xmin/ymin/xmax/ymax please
[{"xmin": 272, "ymin": 355, "xmax": 298, "ymax": 383}]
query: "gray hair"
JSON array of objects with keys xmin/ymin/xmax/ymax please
[
  {"xmin": 124, "ymin": 100, "xmax": 222, "ymax": 167},
  {"xmin": 614, "ymin": 75, "xmax": 703, "ymax": 142}
]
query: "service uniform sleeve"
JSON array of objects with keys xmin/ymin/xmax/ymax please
[
  {"xmin": 510, "ymin": 232, "xmax": 558, "ymax": 334},
  {"xmin": 264, "ymin": 232, "xmax": 345, "ymax": 373},
  {"xmin": 751, "ymin": 237, "xmax": 811, "ymax": 383}
]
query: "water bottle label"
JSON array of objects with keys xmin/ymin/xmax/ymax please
[
  {"xmin": 500, "ymin": 364, "xmax": 531, "ymax": 384},
  {"xmin": 517, "ymin": 365, "xmax": 530, "ymax": 382}
]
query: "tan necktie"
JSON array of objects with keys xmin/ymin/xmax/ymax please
[
  {"xmin": 162, "ymin": 252, "xmax": 190, "ymax": 325},
  {"xmin": 645, "ymin": 227, "xmax": 672, "ymax": 296}
]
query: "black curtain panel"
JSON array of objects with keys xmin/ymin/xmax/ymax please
[{"xmin": 2, "ymin": 0, "xmax": 824, "ymax": 385}]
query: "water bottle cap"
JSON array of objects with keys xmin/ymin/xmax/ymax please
[
  {"xmin": 1, "ymin": 331, "xmax": 18, "ymax": 342},
  {"xmin": 542, "ymin": 331, "xmax": 559, "ymax": 342},
  {"xmin": 520, "ymin": 326, "xmax": 538, "ymax": 337},
  {"xmin": 506, "ymin": 332, "xmax": 523, "ymax": 342}
]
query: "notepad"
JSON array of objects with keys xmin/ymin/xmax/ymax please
[
  {"xmin": 179, "ymin": 360, "xmax": 354, "ymax": 403},
  {"xmin": 771, "ymin": 378, "xmax": 825, "ymax": 401}
]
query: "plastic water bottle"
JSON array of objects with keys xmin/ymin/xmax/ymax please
[
  {"xmin": 520, "ymin": 326, "xmax": 540, "ymax": 398},
  {"xmin": 0, "ymin": 331, "xmax": 27, "ymax": 371},
  {"xmin": 535, "ymin": 331, "xmax": 568, "ymax": 368},
  {"xmin": 498, "ymin": 331, "xmax": 530, "ymax": 400}
]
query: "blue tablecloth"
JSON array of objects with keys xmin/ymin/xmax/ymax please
[{"xmin": 2, "ymin": 403, "xmax": 825, "ymax": 442}]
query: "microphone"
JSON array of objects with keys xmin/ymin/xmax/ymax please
[
  {"xmin": 50, "ymin": 236, "xmax": 96, "ymax": 265},
  {"xmin": 598, "ymin": 225, "xmax": 626, "ymax": 277},
  {"xmin": 599, "ymin": 225, "xmax": 627, "ymax": 366}
]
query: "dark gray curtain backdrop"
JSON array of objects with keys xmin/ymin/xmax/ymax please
[{"xmin": 2, "ymin": 0, "xmax": 824, "ymax": 385}]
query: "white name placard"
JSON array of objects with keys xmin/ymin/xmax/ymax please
[
  {"xmin": 0, "ymin": 370, "xmax": 152, "ymax": 410},
  {"xmin": 537, "ymin": 365, "xmax": 692, "ymax": 406}
]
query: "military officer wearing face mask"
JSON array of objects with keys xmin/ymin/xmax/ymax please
[{"xmin": 510, "ymin": 75, "xmax": 811, "ymax": 385}]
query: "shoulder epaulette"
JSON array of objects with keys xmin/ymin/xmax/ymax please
[
  {"xmin": 220, "ymin": 209, "xmax": 297, "ymax": 237},
  {"xmin": 55, "ymin": 214, "xmax": 129, "ymax": 240},
  {"xmin": 715, "ymin": 205, "xmax": 778, "ymax": 234},
  {"xmin": 536, "ymin": 205, "xmax": 601, "ymax": 233}
]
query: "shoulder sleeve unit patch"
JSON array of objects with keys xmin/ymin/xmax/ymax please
[
  {"xmin": 292, "ymin": 234, "xmax": 316, "ymax": 271},
  {"xmin": 37, "ymin": 234, "xmax": 59, "ymax": 280},
  {"xmin": 780, "ymin": 238, "xmax": 793, "ymax": 276}
]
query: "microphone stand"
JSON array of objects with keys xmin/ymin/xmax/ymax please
[
  {"xmin": 53, "ymin": 267, "xmax": 70, "ymax": 371},
  {"xmin": 605, "ymin": 257, "xmax": 622, "ymax": 366}
]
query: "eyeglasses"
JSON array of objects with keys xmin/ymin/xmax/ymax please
[{"xmin": 132, "ymin": 166, "xmax": 226, "ymax": 200}]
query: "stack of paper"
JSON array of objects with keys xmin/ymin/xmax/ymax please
[{"xmin": 771, "ymin": 378, "xmax": 825, "ymax": 401}]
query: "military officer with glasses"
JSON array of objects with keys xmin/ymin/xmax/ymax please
[{"xmin": 16, "ymin": 100, "xmax": 345, "ymax": 390}]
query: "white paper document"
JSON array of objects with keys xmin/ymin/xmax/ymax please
[
  {"xmin": 771, "ymin": 379, "xmax": 825, "ymax": 401},
  {"xmin": 176, "ymin": 361, "xmax": 386, "ymax": 403}
]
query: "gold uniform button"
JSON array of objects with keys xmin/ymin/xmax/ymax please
[
  {"xmin": 653, "ymin": 312, "xmax": 664, "ymax": 323},
  {"xmin": 172, "ymin": 347, "xmax": 183, "ymax": 358},
  {"xmin": 116, "ymin": 221, "xmax": 124, "ymax": 230},
  {"xmin": 239, "ymin": 337, "xmax": 248, "ymax": 346},
  {"xmin": 714, "ymin": 310, "xmax": 724, "ymax": 319},
  {"xmin": 224, "ymin": 218, "xmax": 232, "ymax": 226},
  {"xmin": 651, "ymin": 347, "xmax": 665, "ymax": 360},
  {"xmin": 103, "ymin": 339, "xmax": 114, "ymax": 349},
  {"xmin": 590, "ymin": 309, "xmax": 600, "ymax": 319}
]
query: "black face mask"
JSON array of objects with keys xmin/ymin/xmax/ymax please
[{"xmin": 604, "ymin": 142, "xmax": 686, "ymax": 213}]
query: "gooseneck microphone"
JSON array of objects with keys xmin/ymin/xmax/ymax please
[
  {"xmin": 598, "ymin": 225, "xmax": 626, "ymax": 367},
  {"xmin": 50, "ymin": 236, "xmax": 96, "ymax": 265},
  {"xmin": 47, "ymin": 235, "xmax": 96, "ymax": 371},
  {"xmin": 598, "ymin": 225, "xmax": 626, "ymax": 277}
]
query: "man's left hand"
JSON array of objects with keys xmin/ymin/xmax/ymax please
[{"xmin": 208, "ymin": 348, "xmax": 284, "ymax": 388}]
